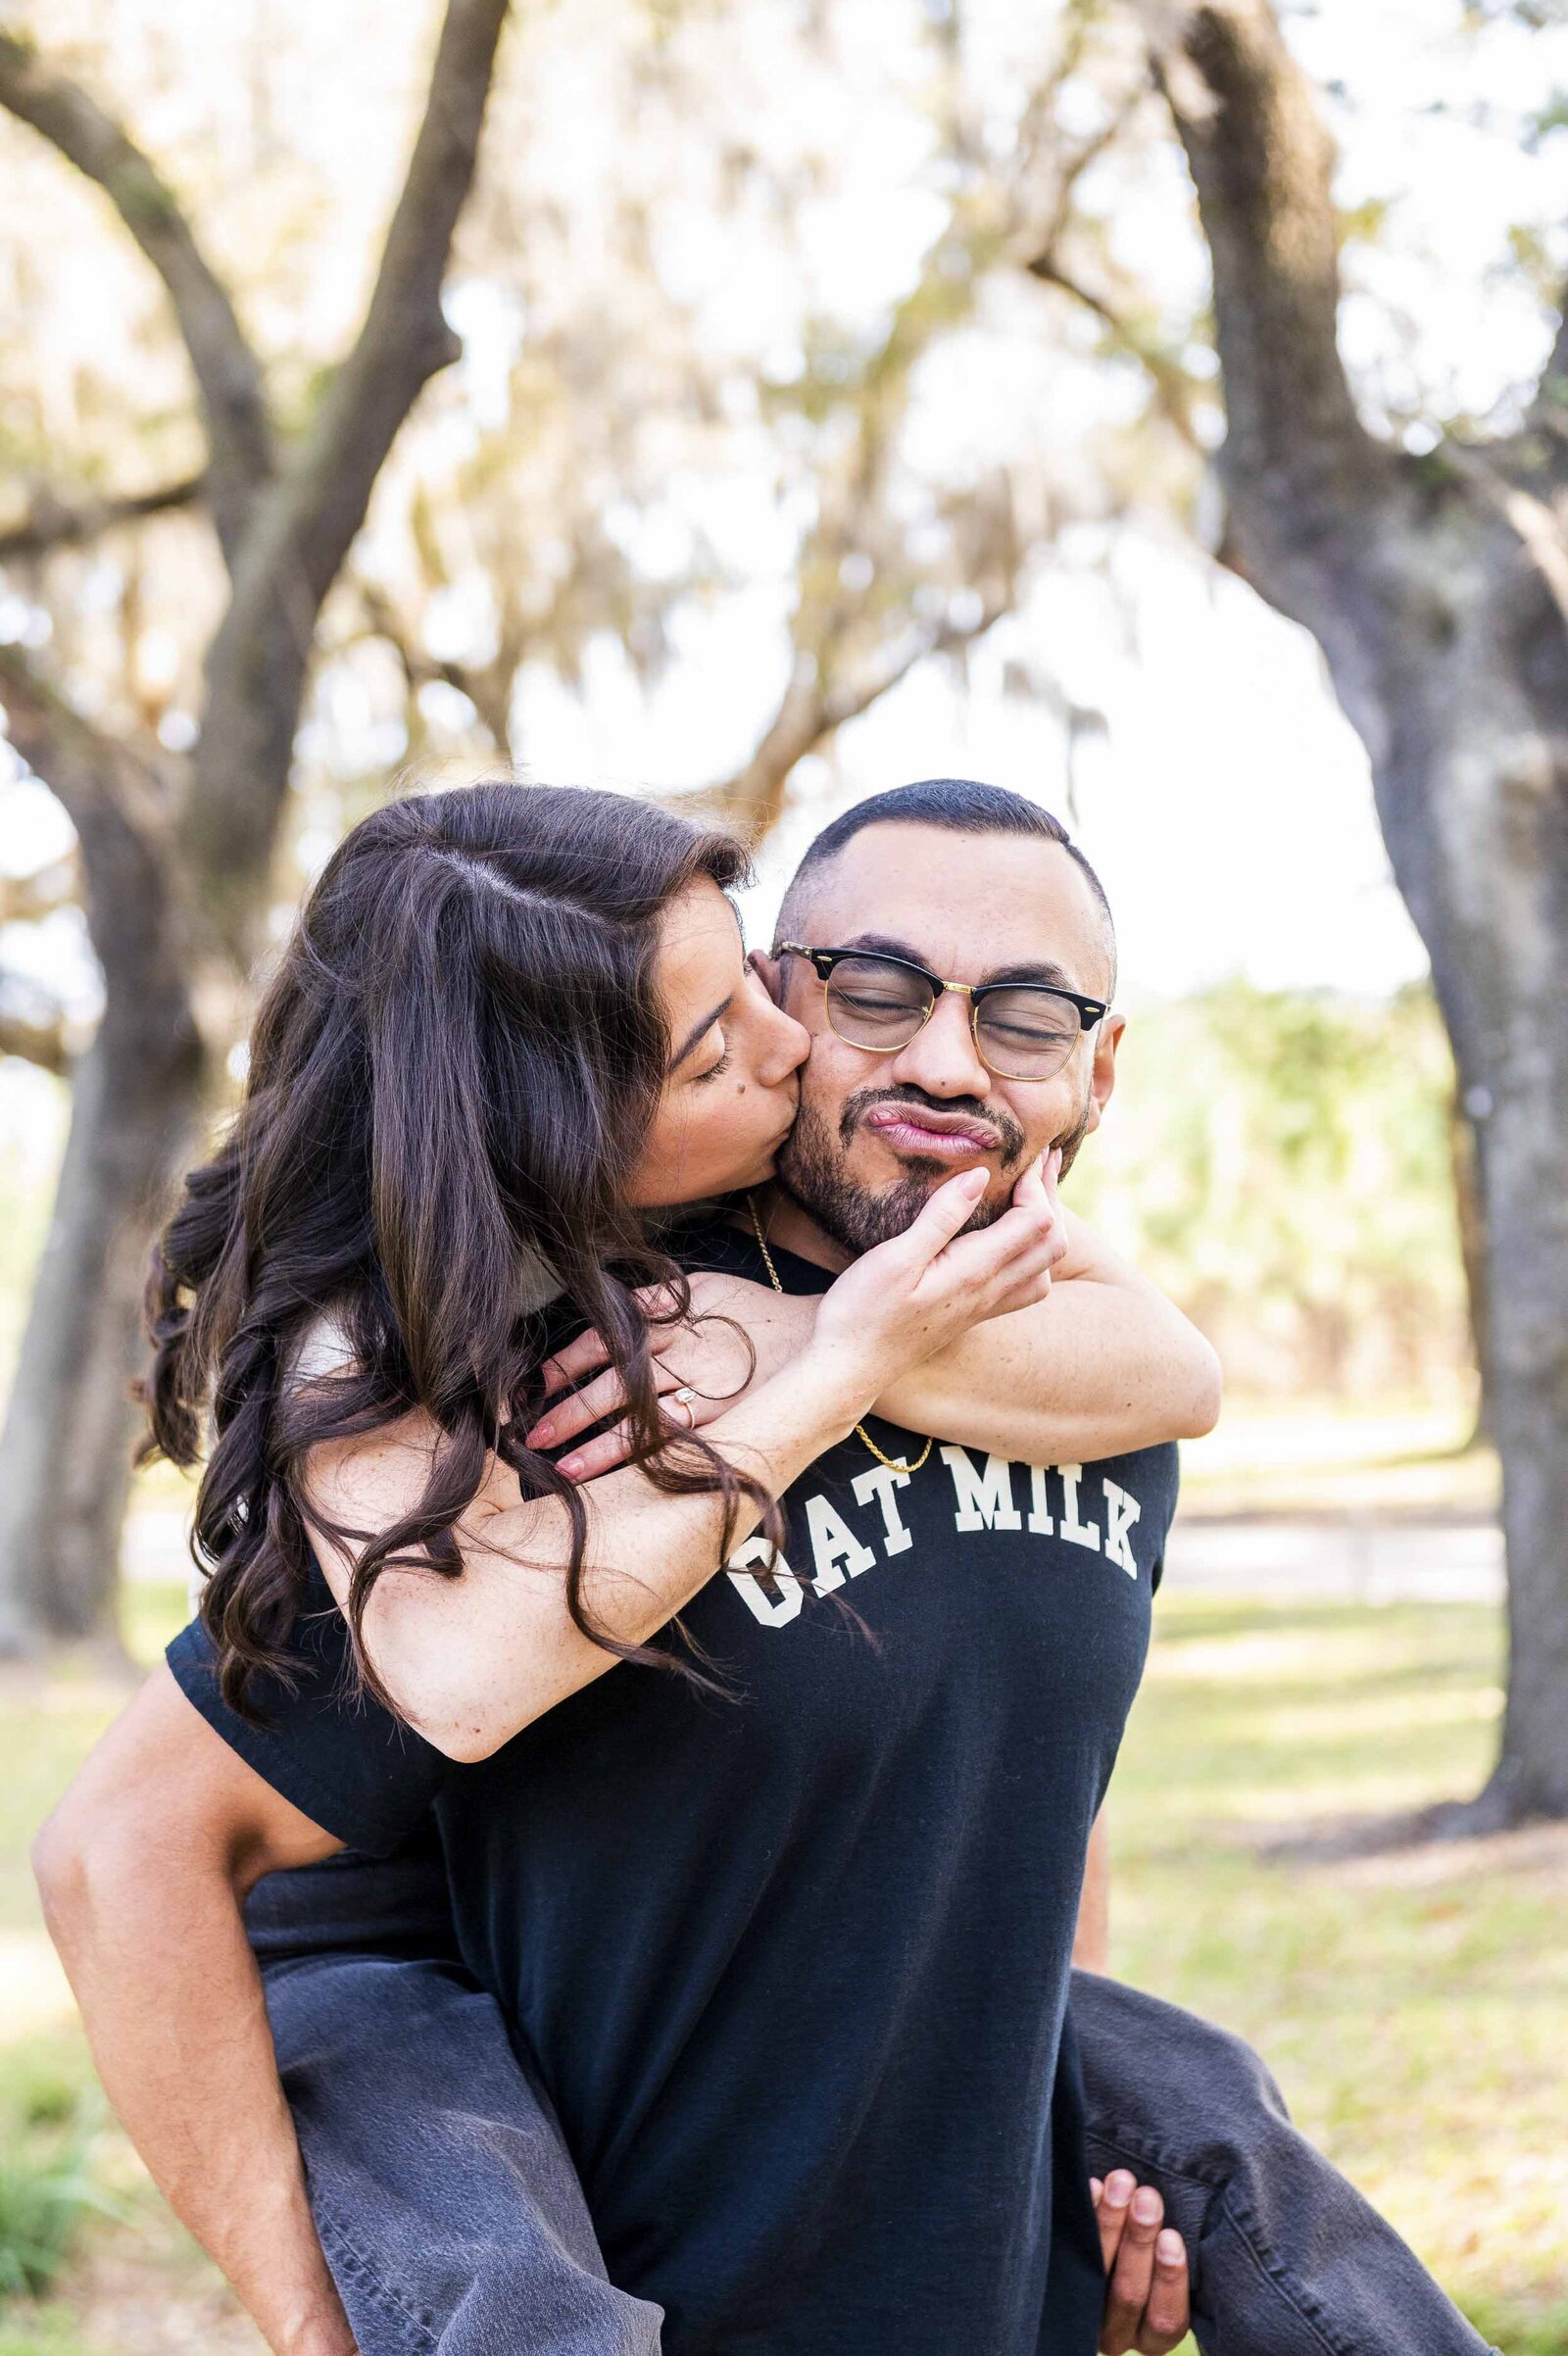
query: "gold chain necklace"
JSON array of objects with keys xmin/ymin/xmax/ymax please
[{"xmin": 746, "ymin": 1194, "xmax": 934, "ymax": 1478}]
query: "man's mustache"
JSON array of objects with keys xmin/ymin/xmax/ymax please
[{"xmin": 838, "ymin": 1083, "xmax": 1029, "ymax": 1164}]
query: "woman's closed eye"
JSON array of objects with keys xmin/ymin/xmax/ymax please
[{"xmin": 692, "ymin": 1039, "xmax": 732, "ymax": 1085}]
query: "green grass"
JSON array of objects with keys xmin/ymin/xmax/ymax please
[
  {"xmin": 0, "ymin": 1584, "xmax": 1563, "ymax": 2350},
  {"xmin": 1113, "ymin": 1594, "xmax": 1568, "ymax": 2352},
  {"xmin": 1177, "ymin": 1397, "xmax": 1499, "ymax": 1518},
  {"xmin": 0, "ymin": 2053, "xmax": 106, "ymax": 2302}
]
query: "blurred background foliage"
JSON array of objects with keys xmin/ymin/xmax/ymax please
[{"xmin": 1074, "ymin": 979, "xmax": 1471, "ymax": 1402}]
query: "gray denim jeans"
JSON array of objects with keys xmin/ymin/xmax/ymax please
[{"xmin": 249, "ymin": 1853, "xmax": 1492, "ymax": 2356}]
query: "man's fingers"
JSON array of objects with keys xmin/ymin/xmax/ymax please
[
  {"xmin": 1095, "ymin": 2168, "xmax": 1135, "ymax": 2275},
  {"xmin": 1138, "ymin": 2229, "xmax": 1191, "ymax": 2354},
  {"xmin": 1102, "ymin": 2184, "xmax": 1161, "ymax": 2356}
]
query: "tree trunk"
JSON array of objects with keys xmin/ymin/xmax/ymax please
[
  {"xmin": 1148, "ymin": 0, "xmax": 1568, "ymax": 1824},
  {"xmin": 0, "ymin": 996, "xmax": 203, "ymax": 1653},
  {"xmin": 1253, "ymin": 491, "xmax": 1568, "ymax": 1822},
  {"xmin": 1448, "ymin": 1094, "xmax": 1491, "ymax": 1436},
  {"xmin": 0, "ymin": 0, "xmax": 508, "ymax": 1650},
  {"xmin": 1475, "ymin": 1056, "xmax": 1568, "ymax": 1821}
]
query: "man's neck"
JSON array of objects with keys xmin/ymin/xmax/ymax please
[{"xmin": 737, "ymin": 1183, "xmax": 855, "ymax": 1275}]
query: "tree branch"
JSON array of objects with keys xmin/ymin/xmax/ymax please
[
  {"xmin": 1140, "ymin": 0, "xmax": 1387, "ymax": 519},
  {"xmin": 0, "ymin": 33, "xmax": 270, "ymax": 561},
  {"xmin": 0, "ymin": 471, "xmax": 207, "ymax": 562},
  {"xmin": 0, "ymin": 857, "xmax": 77, "ymax": 925},
  {"xmin": 1027, "ymin": 252, "xmax": 1207, "ymax": 449},
  {"xmin": 249, "ymin": 0, "xmax": 510, "ymax": 616},
  {"xmin": 352, "ymin": 576, "xmax": 512, "ymax": 747},
  {"xmin": 0, "ymin": 644, "xmax": 186, "ymax": 1011},
  {"xmin": 0, "ymin": 989, "xmax": 72, "ymax": 1077},
  {"xmin": 1531, "ymin": 278, "xmax": 1568, "ymax": 424},
  {"xmin": 1022, "ymin": 85, "xmax": 1149, "ymax": 271},
  {"xmin": 714, "ymin": 599, "xmax": 1007, "ymax": 842},
  {"xmin": 184, "ymin": 0, "xmax": 511, "ymax": 947}
]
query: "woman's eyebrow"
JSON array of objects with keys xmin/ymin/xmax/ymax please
[{"xmin": 671, "ymin": 994, "xmax": 733, "ymax": 1069}]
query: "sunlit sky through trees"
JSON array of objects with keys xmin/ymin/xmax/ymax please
[{"xmin": 5, "ymin": 0, "xmax": 1568, "ymax": 1055}]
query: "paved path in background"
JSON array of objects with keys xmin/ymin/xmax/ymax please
[
  {"xmin": 1165, "ymin": 1512, "xmax": 1503, "ymax": 1604},
  {"xmin": 130, "ymin": 1506, "xmax": 1507, "ymax": 1607}
]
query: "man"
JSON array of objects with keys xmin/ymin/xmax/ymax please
[{"xmin": 35, "ymin": 781, "xmax": 1491, "ymax": 2356}]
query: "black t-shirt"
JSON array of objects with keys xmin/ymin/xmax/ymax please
[{"xmin": 170, "ymin": 1226, "xmax": 1178, "ymax": 2356}]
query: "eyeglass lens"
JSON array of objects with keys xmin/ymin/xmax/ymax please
[{"xmin": 822, "ymin": 957, "xmax": 1082, "ymax": 1079}]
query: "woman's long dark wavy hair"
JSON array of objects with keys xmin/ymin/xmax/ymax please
[{"xmin": 142, "ymin": 780, "xmax": 771, "ymax": 1720}]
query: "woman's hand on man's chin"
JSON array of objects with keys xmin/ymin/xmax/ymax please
[{"xmin": 810, "ymin": 1152, "xmax": 1066, "ymax": 1388}]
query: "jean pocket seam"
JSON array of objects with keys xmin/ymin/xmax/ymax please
[
  {"xmin": 1084, "ymin": 2124, "xmax": 1229, "ymax": 2196},
  {"xmin": 1210, "ymin": 2185, "xmax": 1360, "ymax": 2356},
  {"xmin": 314, "ymin": 2192, "xmax": 442, "ymax": 2353}
]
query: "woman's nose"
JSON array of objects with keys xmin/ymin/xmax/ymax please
[{"xmin": 763, "ymin": 1001, "xmax": 809, "ymax": 1082}]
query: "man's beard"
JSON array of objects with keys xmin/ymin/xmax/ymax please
[{"xmin": 775, "ymin": 1079, "xmax": 1093, "ymax": 1257}]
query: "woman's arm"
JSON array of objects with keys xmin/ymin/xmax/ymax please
[
  {"xmin": 306, "ymin": 1165, "xmax": 1059, "ymax": 1761},
  {"xmin": 539, "ymin": 1208, "xmax": 1219, "ymax": 1481},
  {"xmin": 877, "ymin": 1212, "xmax": 1222, "ymax": 1458},
  {"xmin": 33, "ymin": 1668, "xmax": 352, "ymax": 2356}
]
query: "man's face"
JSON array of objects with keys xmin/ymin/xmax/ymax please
[{"xmin": 760, "ymin": 821, "xmax": 1124, "ymax": 1256}]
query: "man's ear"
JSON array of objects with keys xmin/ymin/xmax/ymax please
[
  {"xmin": 750, "ymin": 949, "xmax": 783, "ymax": 1005},
  {"xmin": 1081, "ymin": 1011, "xmax": 1125, "ymax": 1139}
]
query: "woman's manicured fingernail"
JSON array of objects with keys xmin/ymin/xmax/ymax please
[
  {"xmin": 527, "ymin": 1421, "xmax": 555, "ymax": 1447},
  {"xmin": 559, "ymin": 1455, "xmax": 584, "ymax": 1481}
]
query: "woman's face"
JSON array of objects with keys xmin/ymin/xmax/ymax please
[{"xmin": 626, "ymin": 878, "xmax": 808, "ymax": 1208}]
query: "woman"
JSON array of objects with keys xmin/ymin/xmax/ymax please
[
  {"xmin": 145, "ymin": 777, "xmax": 1064, "ymax": 1750},
  {"xmin": 41, "ymin": 777, "xmax": 1209, "ymax": 2356}
]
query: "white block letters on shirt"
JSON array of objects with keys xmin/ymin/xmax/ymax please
[
  {"xmin": 1102, "ymin": 1479, "xmax": 1142, "ymax": 1577},
  {"xmin": 939, "ymin": 1447, "xmax": 1023, "ymax": 1532},
  {"xmin": 726, "ymin": 1454, "xmax": 1152, "ymax": 1630},
  {"xmin": 726, "ymin": 1534, "xmax": 806, "ymax": 1626},
  {"xmin": 852, "ymin": 1463, "xmax": 915, "ymax": 1556},
  {"xmin": 1056, "ymin": 1464, "xmax": 1101, "ymax": 1552},
  {"xmin": 805, "ymin": 1496, "xmax": 877, "ymax": 1593}
]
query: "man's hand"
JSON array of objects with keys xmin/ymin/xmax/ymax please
[{"xmin": 1094, "ymin": 2170, "xmax": 1191, "ymax": 2355}]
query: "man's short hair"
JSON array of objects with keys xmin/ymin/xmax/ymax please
[{"xmin": 776, "ymin": 778, "xmax": 1116, "ymax": 991}]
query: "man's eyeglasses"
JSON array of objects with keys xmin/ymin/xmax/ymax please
[{"xmin": 778, "ymin": 944, "xmax": 1107, "ymax": 1083}]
